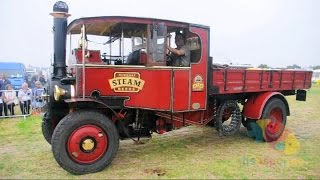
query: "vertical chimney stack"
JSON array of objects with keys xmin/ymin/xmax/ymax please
[{"xmin": 50, "ymin": 1, "xmax": 70, "ymax": 79}]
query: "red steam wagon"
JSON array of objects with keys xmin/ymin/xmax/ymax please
[{"xmin": 43, "ymin": 1, "xmax": 312, "ymax": 174}]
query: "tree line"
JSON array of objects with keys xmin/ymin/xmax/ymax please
[{"xmin": 257, "ymin": 64, "xmax": 320, "ymax": 70}]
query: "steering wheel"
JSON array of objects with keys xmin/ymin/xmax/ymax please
[
  {"xmin": 166, "ymin": 53, "xmax": 174, "ymax": 62},
  {"xmin": 166, "ymin": 53, "xmax": 175, "ymax": 66}
]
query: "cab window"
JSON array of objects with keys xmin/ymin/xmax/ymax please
[{"xmin": 147, "ymin": 23, "xmax": 167, "ymax": 65}]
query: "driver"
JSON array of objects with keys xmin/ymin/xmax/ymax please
[{"xmin": 166, "ymin": 32, "xmax": 190, "ymax": 67}]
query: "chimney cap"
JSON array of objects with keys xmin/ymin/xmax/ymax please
[{"xmin": 53, "ymin": 1, "xmax": 69, "ymax": 13}]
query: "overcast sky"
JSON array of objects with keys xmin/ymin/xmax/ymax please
[{"xmin": 0, "ymin": 0, "xmax": 319, "ymax": 68}]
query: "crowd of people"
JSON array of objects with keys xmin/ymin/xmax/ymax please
[{"xmin": 0, "ymin": 72, "xmax": 46, "ymax": 117}]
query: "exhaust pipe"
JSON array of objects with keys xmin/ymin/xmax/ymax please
[{"xmin": 50, "ymin": 1, "xmax": 70, "ymax": 79}]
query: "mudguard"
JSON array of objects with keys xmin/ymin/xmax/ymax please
[{"xmin": 243, "ymin": 92, "xmax": 290, "ymax": 119}]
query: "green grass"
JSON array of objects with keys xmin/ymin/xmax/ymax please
[{"xmin": 0, "ymin": 86, "xmax": 320, "ymax": 179}]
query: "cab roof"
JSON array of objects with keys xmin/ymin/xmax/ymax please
[{"xmin": 67, "ymin": 16, "xmax": 209, "ymax": 36}]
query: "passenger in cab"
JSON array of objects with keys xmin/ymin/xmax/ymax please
[{"xmin": 166, "ymin": 32, "xmax": 190, "ymax": 67}]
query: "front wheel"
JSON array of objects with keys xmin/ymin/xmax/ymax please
[{"xmin": 51, "ymin": 110, "xmax": 119, "ymax": 175}]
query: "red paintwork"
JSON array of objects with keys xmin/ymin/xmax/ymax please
[
  {"xmin": 74, "ymin": 49, "xmax": 102, "ymax": 63},
  {"xmin": 79, "ymin": 67, "xmax": 172, "ymax": 111},
  {"xmin": 72, "ymin": 25, "xmax": 210, "ymax": 112},
  {"xmin": 67, "ymin": 17, "xmax": 312, "ymax": 126},
  {"xmin": 212, "ymin": 69, "xmax": 312, "ymax": 94},
  {"xmin": 140, "ymin": 52, "xmax": 147, "ymax": 64},
  {"xmin": 156, "ymin": 105, "xmax": 214, "ymax": 128},
  {"xmin": 173, "ymin": 69, "xmax": 189, "ymax": 111},
  {"xmin": 67, "ymin": 125, "xmax": 108, "ymax": 164},
  {"xmin": 243, "ymin": 92, "xmax": 284, "ymax": 119},
  {"xmin": 156, "ymin": 117, "xmax": 167, "ymax": 134},
  {"xmin": 266, "ymin": 108, "xmax": 283, "ymax": 135},
  {"xmin": 264, "ymin": 107, "xmax": 285, "ymax": 141},
  {"xmin": 189, "ymin": 27, "xmax": 208, "ymax": 110}
]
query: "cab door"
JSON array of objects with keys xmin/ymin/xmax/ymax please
[
  {"xmin": 172, "ymin": 26, "xmax": 209, "ymax": 112},
  {"xmin": 172, "ymin": 68, "xmax": 190, "ymax": 111},
  {"xmin": 189, "ymin": 26, "xmax": 209, "ymax": 110}
]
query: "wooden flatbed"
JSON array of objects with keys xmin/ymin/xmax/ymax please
[{"xmin": 211, "ymin": 68, "xmax": 312, "ymax": 95}]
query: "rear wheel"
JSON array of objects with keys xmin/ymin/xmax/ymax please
[
  {"xmin": 261, "ymin": 98, "xmax": 287, "ymax": 142},
  {"xmin": 42, "ymin": 111, "xmax": 63, "ymax": 145},
  {"xmin": 41, "ymin": 112, "xmax": 54, "ymax": 144},
  {"xmin": 41, "ymin": 113, "xmax": 53, "ymax": 144},
  {"xmin": 51, "ymin": 110, "xmax": 119, "ymax": 175},
  {"xmin": 246, "ymin": 98, "xmax": 287, "ymax": 142}
]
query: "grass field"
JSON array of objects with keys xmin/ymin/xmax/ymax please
[{"xmin": 0, "ymin": 86, "xmax": 320, "ymax": 179}]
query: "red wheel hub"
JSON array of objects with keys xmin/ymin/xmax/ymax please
[
  {"xmin": 266, "ymin": 108, "xmax": 283, "ymax": 135},
  {"xmin": 67, "ymin": 125, "xmax": 108, "ymax": 164}
]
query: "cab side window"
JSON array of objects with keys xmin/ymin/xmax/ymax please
[
  {"xmin": 167, "ymin": 30, "xmax": 202, "ymax": 64},
  {"xmin": 186, "ymin": 34, "xmax": 201, "ymax": 63}
]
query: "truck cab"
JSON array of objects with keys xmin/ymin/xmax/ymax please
[{"xmin": 65, "ymin": 17, "xmax": 209, "ymax": 112}]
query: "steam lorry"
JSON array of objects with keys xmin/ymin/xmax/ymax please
[{"xmin": 43, "ymin": 1, "xmax": 313, "ymax": 174}]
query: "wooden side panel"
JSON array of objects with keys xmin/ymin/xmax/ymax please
[{"xmin": 211, "ymin": 69, "xmax": 313, "ymax": 94}]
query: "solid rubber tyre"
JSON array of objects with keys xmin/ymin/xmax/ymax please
[
  {"xmin": 260, "ymin": 98, "xmax": 287, "ymax": 142},
  {"xmin": 41, "ymin": 112, "xmax": 54, "ymax": 144},
  {"xmin": 51, "ymin": 110, "xmax": 119, "ymax": 175},
  {"xmin": 246, "ymin": 98, "xmax": 287, "ymax": 142},
  {"xmin": 216, "ymin": 100, "xmax": 242, "ymax": 135}
]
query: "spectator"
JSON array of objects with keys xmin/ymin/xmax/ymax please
[
  {"xmin": 2, "ymin": 84, "xmax": 16, "ymax": 116},
  {"xmin": 18, "ymin": 83, "xmax": 32, "ymax": 115},
  {"xmin": 0, "ymin": 73, "xmax": 7, "ymax": 117},
  {"xmin": 0, "ymin": 93, "xmax": 3, "ymax": 117},
  {"xmin": 32, "ymin": 81, "xmax": 44, "ymax": 114},
  {"xmin": 31, "ymin": 71, "xmax": 46, "ymax": 88},
  {"xmin": 25, "ymin": 73, "xmax": 33, "ymax": 88},
  {"xmin": 0, "ymin": 73, "xmax": 11, "ymax": 92}
]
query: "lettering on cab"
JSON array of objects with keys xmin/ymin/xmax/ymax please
[{"xmin": 109, "ymin": 72, "xmax": 145, "ymax": 92}]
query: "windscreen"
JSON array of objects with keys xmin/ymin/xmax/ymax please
[
  {"xmin": 68, "ymin": 22, "xmax": 148, "ymax": 65},
  {"xmin": 1, "ymin": 69, "xmax": 24, "ymax": 78},
  {"xmin": 148, "ymin": 23, "xmax": 167, "ymax": 63}
]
